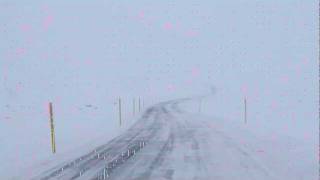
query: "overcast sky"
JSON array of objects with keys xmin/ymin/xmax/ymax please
[{"xmin": 0, "ymin": 0, "xmax": 317, "ymax": 124}]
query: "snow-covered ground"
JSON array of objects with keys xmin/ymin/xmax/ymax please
[
  {"xmin": 180, "ymin": 97, "xmax": 318, "ymax": 180},
  {"xmin": 1, "ymin": 0, "xmax": 318, "ymax": 179},
  {"xmin": 1, "ymin": 99, "xmax": 146, "ymax": 179},
  {"xmin": 14, "ymin": 99, "xmax": 317, "ymax": 180}
]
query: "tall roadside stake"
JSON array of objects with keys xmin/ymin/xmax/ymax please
[
  {"xmin": 244, "ymin": 97, "xmax": 247, "ymax": 124},
  {"xmin": 138, "ymin": 97, "xmax": 141, "ymax": 113},
  {"xmin": 133, "ymin": 98, "xmax": 135, "ymax": 116},
  {"xmin": 119, "ymin": 98, "xmax": 122, "ymax": 126},
  {"xmin": 49, "ymin": 102, "xmax": 56, "ymax": 153}
]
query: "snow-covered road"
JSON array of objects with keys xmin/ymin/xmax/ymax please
[{"xmin": 31, "ymin": 98, "xmax": 286, "ymax": 180}]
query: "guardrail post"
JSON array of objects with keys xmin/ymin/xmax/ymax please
[{"xmin": 103, "ymin": 168, "xmax": 107, "ymax": 179}]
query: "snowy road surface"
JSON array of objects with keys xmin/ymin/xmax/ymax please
[{"xmin": 32, "ymin": 99, "xmax": 282, "ymax": 180}]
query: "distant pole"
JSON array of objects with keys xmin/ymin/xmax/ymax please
[
  {"xmin": 138, "ymin": 97, "xmax": 141, "ymax": 113},
  {"xmin": 244, "ymin": 97, "xmax": 247, "ymax": 124},
  {"xmin": 49, "ymin": 102, "xmax": 56, "ymax": 153},
  {"xmin": 119, "ymin": 98, "xmax": 122, "ymax": 126},
  {"xmin": 133, "ymin": 98, "xmax": 135, "ymax": 116},
  {"xmin": 142, "ymin": 99, "xmax": 144, "ymax": 109},
  {"xmin": 199, "ymin": 99, "xmax": 202, "ymax": 113}
]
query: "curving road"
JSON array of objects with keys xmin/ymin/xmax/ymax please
[{"xmin": 33, "ymin": 99, "xmax": 279, "ymax": 180}]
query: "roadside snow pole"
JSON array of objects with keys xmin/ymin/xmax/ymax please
[
  {"xmin": 119, "ymin": 98, "xmax": 122, "ymax": 127},
  {"xmin": 244, "ymin": 97, "xmax": 247, "ymax": 124},
  {"xmin": 142, "ymin": 99, "xmax": 144, "ymax": 109},
  {"xmin": 49, "ymin": 102, "xmax": 56, "ymax": 154},
  {"xmin": 133, "ymin": 98, "xmax": 135, "ymax": 116},
  {"xmin": 199, "ymin": 99, "xmax": 202, "ymax": 113},
  {"xmin": 138, "ymin": 97, "xmax": 141, "ymax": 112}
]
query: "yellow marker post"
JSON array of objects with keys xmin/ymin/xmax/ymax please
[{"xmin": 49, "ymin": 102, "xmax": 56, "ymax": 153}]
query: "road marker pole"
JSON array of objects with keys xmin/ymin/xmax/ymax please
[
  {"xmin": 142, "ymin": 99, "xmax": 145, "ymax": 109},
  {"xmin": 133, "ymin": 98, "xmax": 135, "ymax": 116},
  {"xmin": 49, "ymin": 102, "xmax": 56, "ymax": 154},
  {"xmin": 244, "ymin": 97, "xmax": 247, "ymax": 124},
  {"xmin": 119, "ymin": 98, "xmax": 122, "ymax": 127},
  {"xmin": 138, "ymin": 97, "xmax": 141, "ymax": 113}
]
